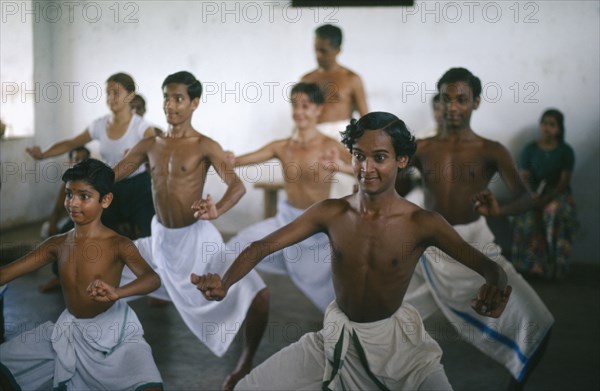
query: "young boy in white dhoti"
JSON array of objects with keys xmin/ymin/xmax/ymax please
[
  {"xmin": 113, "ymin": 71, "xmax": 269, "ymax": 391},
  {"xmin": 226, "ymin": 83, "xmax": 352, "ymax": 312},
  {"xmin": 0, "ymin": 158, "xmax": 163, "ymax": 391},
  {"xmin": 193, "ymin": 112, "xmax": 512, "ymax": 390},
  {"xmin": 398, "ymin": 67, "xmax": 555, "ymax": 389}
]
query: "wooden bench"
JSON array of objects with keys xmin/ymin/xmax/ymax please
[{"xmin": 253, "ymin": 181, "xmax": 285, "ymax": 219}]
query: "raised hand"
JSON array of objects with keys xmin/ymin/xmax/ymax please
[
  {"xmin": 471, "ymin": 284, "xmax": 512, "ymax": 318},
  {"xmin": 87, "ymin": 279, "xmax": 119, "ymax": 302},
  {"xmin": 26, "ymin": 146, "xmax": 44, "ymax": 160},
  {"xmin": 191, "ymin": 194, "xmax": 218, "ymax": 220},
  {"xmin": 191, "ymin": 272, "xmax": 227, "ymax": 301}
]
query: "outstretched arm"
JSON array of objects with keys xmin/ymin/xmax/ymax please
[
  {"xmin": 87, "ymin": 237, "xmax": 160, "ymax": 302},
  {"xmin": 191, "ymin": 200, "xmax": 332, "ymax": 300},
  {"xmin": 425, "ymin": 211, "xmax": 511, "ymax": 318},
  {"xmin": 26, "ymin": 130, "xmax": 92, "ymax": 160},
  {"xmin": 112, "ymin": 138, "xmax": 151, "ymax": 182},
  {"xmin": 0, "ymin": 237, "xmax": 60, "ymax": 285},
  {"xmin": 230, "ymin": 141, "xmax": 279, "ymax": 167}
]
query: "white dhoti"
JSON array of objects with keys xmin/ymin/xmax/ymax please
[
  {"xmin": 0, "ymin": 300, "xmax": 162, "ymax": 390},
  {"xmin": 227, "ymin": 199, "xmax": 334, "ymax": 312},
  {"xmin": 317, "ymin": 119, "xmax": 356, "ymax": 199},
  {"xmin": 236, "ymin": 301, "xmax": 451, "ymax": 390},
  {"xmin": 120, "ymin": 216, "xmax": 266, "ymax": 357},
  {"xmin": 404, "ymin": 216, "xmax": 555, "ymax": 382}
]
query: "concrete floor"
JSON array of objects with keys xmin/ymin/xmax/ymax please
[{"xmin": 1, "ymin": 222, "xmax": 599, "ymax": 390}]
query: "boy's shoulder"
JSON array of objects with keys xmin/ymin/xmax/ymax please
[
  {"xmin": 395, "ymin": 197, "xmax": 440, "ymax": 224},
  {"xmin": 271, "ymin": 138, "xmax": 290, "ymax": 147},
  {"xmin": 170, "ymin": 131, "xmax": 219, "ymax": 152},
  {"xmin": 99, "ymin": 229, "xmax": 138, "ymax": 258},
  {"xmin": 309, "ymin": 196, "xmax": 354, "ymax": 220},
  {"xmin": 87, "ymin": 226, "xmax": 133, "ymax": 246},
  {"xmin": 45, "ymin": 231, "xmax": 70, "ymax": 247}
]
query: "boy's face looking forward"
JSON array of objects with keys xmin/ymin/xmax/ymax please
[
  {"xmin": 291, "ymin": 92, "xmax": 322, "ymax": 131},
  {"xmin": 163, "ymin": 83, "xmax": 199, "ymax": 126},
  {"xmin": 351, "ymin": 129, "xmax": 408, "ymax": 195},
  {"xmin": 440, "ymin": 81, "xmax": 480, "ymax": 130},
  {"xmin": 64, "ymin": 180, "xmax": 112, "ymax": 225}
]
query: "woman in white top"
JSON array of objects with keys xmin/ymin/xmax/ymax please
[{"xmin": 26, "ymin": 73, "xmax": 157, "ymax": 238}]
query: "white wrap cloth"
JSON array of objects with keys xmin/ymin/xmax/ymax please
[
  {"xmin": 227, "ymin": 199, "xmax": 334, "ymax": 312},
  {"xmin": 404, "ymin": 216, "xmax": 555, "ymax": 382},
  {"xmin": 235, "ymin": 301, "xmax": 450, "ymax": 390},
  {"xmin": 0, "ymin": 300, "xmax": 162, "ymax": 390},
  {"xmin": 121, "ymin": 216, "xmax": 266, "ymax": 357}
]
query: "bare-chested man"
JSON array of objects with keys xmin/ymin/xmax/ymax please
[
  {"xmin": 113, "ymin": 71, "xmax": 269, "ymax": 391},
  {"xmin": 0, "ymin": 158, "xmax": 162, "ymax": 390},
  {"xmin": 400, "ymin": 67, "xmax": 554, "ymax": 390},
  {"xmin": 193, "ymin": 112, "xmax": 511, "ymax": 390},
  {"xmin": 226, "ymin": 82, "xmax": 352, "ymax": 312},
  {"xmin": 301, "ymin": 24, "xmax": 368, "ymax": 133}
]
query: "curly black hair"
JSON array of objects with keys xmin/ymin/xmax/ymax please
[{"xmin": 340, "ymin": 112, "xmax": 416, "ymax": 160}]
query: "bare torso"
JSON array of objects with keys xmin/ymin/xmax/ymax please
[
  {"xmin": 56, "ymin": 230, "xmax": 127, "ymax": 318},
  {"xmin": 413, "ymin": 135, "xmax": 502, "ymax": 225},
  {"xmin": 272, "ymin": 135, "xmax": 344, "ymax": 209},
  {"xmin": 302, "ymin": 67, "xmax": 361, "ymax": 123},
  {"xmin": 324, "ymin": 194, "xmax": 431, "ymax": 322},
  {"xmin": 146, "ymin": 134, "xmax": 212, "ymax": 228}
]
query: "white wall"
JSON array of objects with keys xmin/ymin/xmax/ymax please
[{"xmin": 1, "ymin": 1, "xmax": 598, "ymax": 262}]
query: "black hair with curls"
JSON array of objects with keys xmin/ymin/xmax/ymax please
[{"xmin": 340, "ymin": 112, "xmax": 416, "ymax": 160}]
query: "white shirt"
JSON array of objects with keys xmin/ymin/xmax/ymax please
[{"xmin": 88, "ymin": 113, "xmax": 151, "ymax": 177}]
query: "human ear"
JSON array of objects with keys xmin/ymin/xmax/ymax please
[
  {"xmin": 473, "ymin": 96, "xmax": 481, "ymax": 110},
  {"xmin": 191, "ymin": 97, "xmax": 200, "ymax": 111},
  {"xmin": 397, "ymin": 155, "xmax": 409, "ymax": 169},
  {"xmin": 101, "ymin": 192, "xmax": 114, "ymax": 209}
]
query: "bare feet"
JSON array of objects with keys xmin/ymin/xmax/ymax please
[
  {"xmin": 221, "ymin": 363, "xmax": 251, "ymax": 391},
  {"xmin": 148, "ymin": 297, "xmax": 170, "ymax": 307},
  {"xmin": 38, "ymin": 277, "xmax": 61, "ymax": 293}
]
